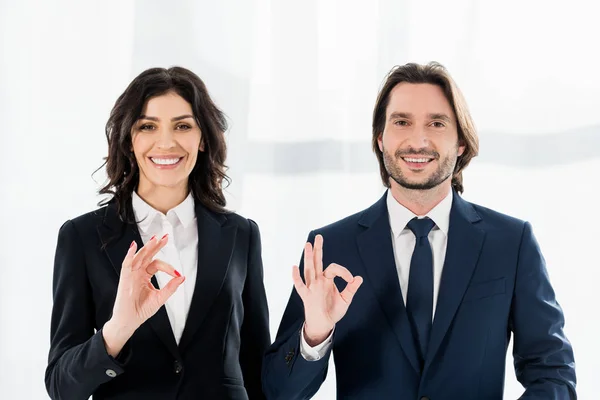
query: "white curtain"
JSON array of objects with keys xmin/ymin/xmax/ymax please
[{"xmin": 1, "ymin": 0, "xmax": 598, "ymax": 398}]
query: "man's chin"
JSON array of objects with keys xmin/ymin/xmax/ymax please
[{"xmin": 393, "ymin": 177, "xmax": 441, "ymax": 191}]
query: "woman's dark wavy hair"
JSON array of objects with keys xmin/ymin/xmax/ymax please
[{"xmin": 97, "ymin": 66, "xmax": 229, "ymax": 222}]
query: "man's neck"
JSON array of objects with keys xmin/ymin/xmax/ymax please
[{"xmin": 389, "ymin": 181, "xmax": 452, "ymax": 216}]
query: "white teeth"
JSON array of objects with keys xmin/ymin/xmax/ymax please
[
  {"xmin": 151, "ymin": 158, "xmax": 181, "ymax": 165},
  {"xmin": 404, "ymin": 157, "xmax": 431, "ymax": 163}
]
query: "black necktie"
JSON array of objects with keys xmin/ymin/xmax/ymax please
[{"xmin": 406, "ymin": 217, "xmax": 436, "ymax": 368}]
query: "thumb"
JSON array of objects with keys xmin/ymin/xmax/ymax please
[
  {"xmin": 155, "ymin": 276, "xmax": 185, "ymax": 306},
  {"xmin": 340, "ymin": 276, "xmax": 363, "ymax": 304}
]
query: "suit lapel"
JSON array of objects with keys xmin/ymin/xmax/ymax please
[
  {"xmin": 97, "ymin": 202, "xmax": 180, "ymax": 359},
  {"xmin": 178, "ymin": 204, "xmax": 237, "ymax": 352},
  {"xmin": 356, "ymin": 194, "xmax": 421, "ymax": 374},
  {"xmin": 424, "ymin": 193, "xmax": 485, "ymax": 371}
]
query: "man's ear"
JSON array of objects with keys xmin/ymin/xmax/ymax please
[
  {"xmin": 457, "ymin": 140, "xmax": 465, "ymax": 157},
  {"xmin": 377, "ymin": 133, "xmax": 384, "ymax": 152}
]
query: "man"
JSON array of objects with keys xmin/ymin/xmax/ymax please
[{"xmin": 262, "ymin": 62, "xmax": 576, "ymax": 399}]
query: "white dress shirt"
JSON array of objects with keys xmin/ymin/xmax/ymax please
[
  {"xmin": 132, "ymin": 191, "xmax": 198, "ymax": 344},
  {"xmin": 300, "ymin": 189, "xmax": 453, "ymax": 360}
]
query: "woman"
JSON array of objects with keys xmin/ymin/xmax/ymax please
[{"xmin": 45, "ymin": 67, "xmax": 270, "ymax": 399}]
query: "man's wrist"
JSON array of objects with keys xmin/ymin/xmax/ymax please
[{"xmin": 303, "ymin": 323, "xmax": 333, "ymax": 347}]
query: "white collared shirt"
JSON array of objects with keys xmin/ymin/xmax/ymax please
[
  {"xmin": 301, "ymin": 189, "xmax": 453, "ymax": 360},
  {"xmin": 386, "ymin": 189, "xmax": 452, "ymax": 318},
  {"xmin": 131, "ymin": 191, "xmax": 198, "ymax": 344}
]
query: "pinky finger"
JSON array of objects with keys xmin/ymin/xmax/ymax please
[
  {"xmin": 292, "ymin": 265, "xmax": 309, "ymax": 300},
  {"xmin": 122, "ymin": 241, "xmax": 138, "ymax": 271}
]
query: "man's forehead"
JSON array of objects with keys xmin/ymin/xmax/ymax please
[{"xmin": 387, "ymin": 83, "xmax": 454, "ymax": 116}]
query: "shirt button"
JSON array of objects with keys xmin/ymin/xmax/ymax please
[
  {"xmin": 105, "ymin": 369, "xmax": 117, "ymax": 378},
  {"xmin": 173, "ymin": 360, "xmax": 183, "ymax": 374}
]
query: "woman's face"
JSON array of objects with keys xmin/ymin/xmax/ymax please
[{"xmin": 131, "ymin": 91, "xmax": 204, "ymax": 194}]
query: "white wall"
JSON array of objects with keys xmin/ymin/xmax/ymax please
[{"xmin": 1, "ymin": 0, "xmax": 598, "ymax": 398}]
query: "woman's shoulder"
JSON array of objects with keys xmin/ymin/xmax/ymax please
[
  {"xmin": 71, "ymin": 204, "xmax": 111, "ymax": 225},
  {"xmin": 219, "ymin": 210, "xmax": 260, "ymax": 235},
  {"xmin": 59, "ymin": 204, "xmax": 113, "ymax": 237}
]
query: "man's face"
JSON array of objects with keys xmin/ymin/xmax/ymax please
[{"xmin": 378, "ymin": 83, "xmax": 465, "ymax": 191}]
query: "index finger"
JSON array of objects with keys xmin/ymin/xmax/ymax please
[
  {"xmin": 323, "ymin": 263, "xmax": 354, "ymax": 283},
  {"xmin": 146, "ymin": 259, "xmax": 181, "ymax": 278}
]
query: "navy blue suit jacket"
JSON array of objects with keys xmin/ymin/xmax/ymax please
[{"xmin": 263, "ymin": 192, "xmax": 576, "ymax": 399}]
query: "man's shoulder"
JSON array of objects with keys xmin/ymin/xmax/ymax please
[
  {"xmin": 462, "ymin": 196, "xmax": 527, "ymax": 232},
  {"xmin": 314, "ymin": 210, "xmax": 365, "ymax": 235},
  {"xmin": 310, "ymin": 198, "xmax": 383, "ymax": 238}
]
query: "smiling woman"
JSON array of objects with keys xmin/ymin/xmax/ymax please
[
  {"xmin": 99, "ymin": 67, "xmax": 229, "ymax": 222},
  {"xmin": 45, "ymin": 67, "xmax": 270, "ymax": 400},
  {"xmin": 132, "ymin": 93, "xmax": 204, "ymax": 210}
]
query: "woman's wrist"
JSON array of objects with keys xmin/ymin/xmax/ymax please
[{"xmin": 102, "ymin": 318, "xmax": 136, "ymax": 358}]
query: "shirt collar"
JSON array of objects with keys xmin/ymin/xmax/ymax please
[
  {"xmin": 386, "ymin": 189, "xmax": 453, "ymax": 237},
  {"xmin": 131, "ymin": 191, "xmax": 196, "ymax": 233}
]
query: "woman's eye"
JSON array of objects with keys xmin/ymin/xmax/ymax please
[
  {"xmin": 432, "ymin": 122, "xmax": 445, "ymax": 128},
  {"xmin": 176, "ymin": 124, "xmax": 192, "ymax": 130},
  {"xmin": 394, "ymin": 120, "xmax": 408, "ymax": 126},
  {"xmin": 139, "ymin": 124, "xmax": 155, "ymax": 131}
]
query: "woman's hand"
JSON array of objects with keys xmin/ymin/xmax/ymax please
[{"xmin": 103, "ymin": 235, "xmax": 184, "ymax": 357}]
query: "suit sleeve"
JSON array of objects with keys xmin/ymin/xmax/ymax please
[
  {"xmin": 511, "ymin": 222, "xmax": 577, "ymax": 399},
  {"xmin": 240, "ymin": 219, "xmax": 272, "ymax": 399},
  {"xmin": 45, "ymin": 220, "xmax": 129, "ymax": 400},
  {"xmin": 262, "ymin": 231, "xmax": 332, "ymax": 400}
]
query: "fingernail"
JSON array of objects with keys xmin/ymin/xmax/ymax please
[
  {"xmin": 174, "ymin": 270, "xmax": 181, "ymax": 277},
  {"xmin": 150, "ymin": 235, "xmax": 156, "ymax": 241},
  {"xmin": 161, "ymin": 233, "xmax": 168, "ymax": 240},
  {"xmin": 129, "ymin": 241, "xmax": 135, "ymax": 248}
]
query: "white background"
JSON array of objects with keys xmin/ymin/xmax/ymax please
[{"xmin": 1, "ymin": 0, "xmax": 598, "ymax": 398}]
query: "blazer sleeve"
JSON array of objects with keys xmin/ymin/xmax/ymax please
[
  {"xmin": 45, "ymin": 220, "xmax": 129, "ymax": 400},
  {"xmin": 240, "ymin": 219, "xmax": 272, "ymax": 399},
  {"xmin": 511, "ymin": 221, "xmax": 577, "ymax": 399},
  {"xmin": 262, "ymin": 231, "xmax": 332, "ymax": 400}
]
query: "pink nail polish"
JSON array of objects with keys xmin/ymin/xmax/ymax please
[
  {"xmin": 161, "ymin": 233, "xmax": 168, "ymax": 240},
  {"xmin": 150, "ymin": 235, "xmax": 156, "ymax": 241},
  {"xmin": 130, "ymin": 241, "xmax": 135, "ymax": 248}
]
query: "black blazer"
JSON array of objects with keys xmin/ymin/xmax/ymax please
[{"xmin": 45, "ymin": 200, "xmax": 270, "ymax": 400}]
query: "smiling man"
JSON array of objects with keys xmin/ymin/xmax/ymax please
[{"xmin": 262, "ymin": 62, "xmax": 576, "ymax": 400}]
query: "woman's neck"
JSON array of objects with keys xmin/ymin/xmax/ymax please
[{"xmin": 136, "ymin": 183, "xmax": 189, "ymax": 214}]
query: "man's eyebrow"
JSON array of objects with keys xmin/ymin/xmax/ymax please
[
  {"xmin": 388, "ymin": 112, "xmax": 414, "ymax": 120},
  {"xmin": 428, "ymin": 113, "xmax": 452, "ymax": 122}
]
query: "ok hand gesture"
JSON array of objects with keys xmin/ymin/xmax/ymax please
[
  {"xmin": 292, "ymin": 234, "xmax": 363, "ymax": 346},
  {"xmin": 103, "ymin": 235, "xmax": 184, "ymax": 356}
]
